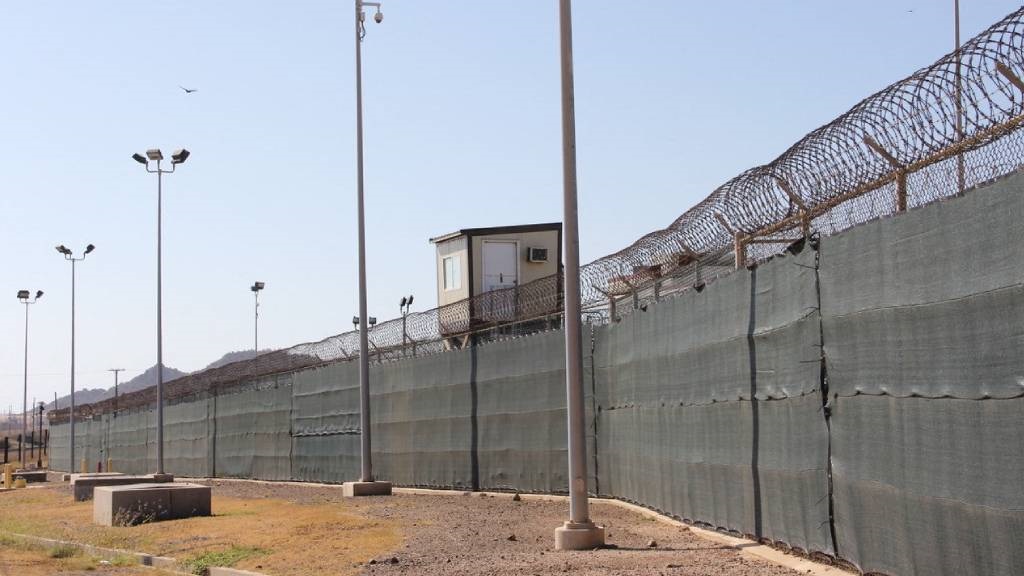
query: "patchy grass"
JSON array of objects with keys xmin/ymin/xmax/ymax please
[
  {"xmin": 182, "ymin": 545, "xmax": 266, "ymax": 575},
  {"xmin": 47, "ymin": 544, "xmax": 78, "ymax": 558},
  {"xmin": 0, "ymin": 533, "xmax": 160, "ymax": 575},
  {"xmin": 0, "ymin": 486, "xmax": 400, "ymax": 576}
]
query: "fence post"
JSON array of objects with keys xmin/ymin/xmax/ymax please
[
  {"xmin": 863, "ymin": 136, "xmax": 907, "ymax": 212},
  {"xmin": 3, "ymin": 437, "xmax": 7, "ymax": 464},
  {"xmin": 734, "ymin": 233, "xmax": 746, "ymax": 269}
]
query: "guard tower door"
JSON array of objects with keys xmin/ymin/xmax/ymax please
[{"xmin": 482, "ymin": 240, "xmax": 519, "ymax": 293}]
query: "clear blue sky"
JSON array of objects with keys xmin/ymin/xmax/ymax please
[{"xmin": 0, "ymin": 1, "xmax": 1018, "ymax": 414}]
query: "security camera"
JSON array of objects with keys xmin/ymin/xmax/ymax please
[{"xmin": 374, "ymin": 10, "xmax": 383, "ymax": 23}]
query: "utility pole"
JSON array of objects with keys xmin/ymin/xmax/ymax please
[{"xmin": 108, "ymin": 369, "xmax": 125, "ymax": 417}]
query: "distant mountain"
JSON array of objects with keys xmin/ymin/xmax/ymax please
[
  {"xmin": 47, "ymin": 364, "xmax": 187, "ymax": 411},
  {"xmin": 201, "ymin": 349, "xmax": 271, "ymax": 370},
  {"xmin": 45, "ymin": 349, "xmax": 272, "ymax": 411}
]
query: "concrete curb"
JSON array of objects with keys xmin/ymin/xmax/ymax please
[
  {"xmin": 2, "ymin": 531, "xmax": 272, "ymax": 576},
  {"xmin": 181, "ymin": 478, "xmax": 852, "ymax": 576},
  {"xmin": 4, "ymin": 532, "xmax": 180, "ymax": 571}
]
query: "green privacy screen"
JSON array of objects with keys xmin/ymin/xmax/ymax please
[{"xmin": 50, "ymin": 171, "xmax": 1024, "ymax": 576}]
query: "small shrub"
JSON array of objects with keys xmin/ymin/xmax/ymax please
[
  {"xmin": 48, "ymin": 544, "xmax": 79, "ymax": 559},
  {"xmin": 182, "ymin": 546, "xmax": 266, "ymax": 575}
]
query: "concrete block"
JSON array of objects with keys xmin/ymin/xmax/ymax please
[
  {"xmin": 554, "ymin": 521, "xmax": 606, "ymax": 550},
  {"xmin": 73, "ymin": 474, "xmax": 173, "ymax": 502},
  {"xmin": 342, "ymin": 480, "xmax": 393, "ymax": 497},
  {"xmin": 93, "ymin": 483, "xmax": 211, "ymax": 526},
  {"xmin": 12, "ymin": 470, "xmax": 47, "ymax": 483}
]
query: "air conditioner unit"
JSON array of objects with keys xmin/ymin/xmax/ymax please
[{"xmin": 527, "ymin": 247, "xmax": 548, "ymax": 263}]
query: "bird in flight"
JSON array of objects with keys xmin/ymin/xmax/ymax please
[{"xmin": 179, "ymin": 85, "xmax": 198, "ymax": 94}]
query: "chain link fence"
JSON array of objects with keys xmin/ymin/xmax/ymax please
[{"xmin": 52, "ymin": 6, "xmax": 1024, "ymax": 423}]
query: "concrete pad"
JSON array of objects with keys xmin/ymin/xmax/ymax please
[
  {"xmin": 70, "ymin": 472, "xmax": 126, "ymax": 483},
  {"xmin": 94, "ymin": 483, "xmax": 211, "ymax": 526},
  {"xmin": 342, "ymin": 480, "xmax": 392, "ymax": 497},
  {"xmin": 554, "ymin": 521, "xmax": 606, "ymax": 550},
  {"xmin": 74, "ymin": 474, "xmax": 173, "ymax": 502},
  {"xmin": 12, "ymin": 470, "xmax": 48, "ymax": 483}
]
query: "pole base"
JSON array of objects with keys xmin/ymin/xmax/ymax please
[
  {"xmin": 342, "ymin": 480, "xmax": 392, "ymax": 497},
  {"xmin": 554, "ymin": 520, "xmax": 606, "ymax": 550}
]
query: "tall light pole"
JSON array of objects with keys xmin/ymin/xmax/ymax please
[
  {"xmin": 399, "ymin": 295, "xmax": 413, "ymax": 353},
  {"xmin": 251, "ymin": 282, "xmax": 265, "ymax": 357},
  {"xmin": 17, "ymin": 290, "xmax": 42, "ymax": 467},
  {"xmin": 954, "ymin": 0, "xmax": 965, "ymax": 193},
  {"xmin": 56, "ymin": 244, "xmax": 94, "ymax": 473},
  {"xmin": 342, "ymin": 0, "xmax": 391, "ymax": 497},
  {"xmin": 553, "ymin": 0, "xmax": 605, "ymax": 550},
  {"xmin": 133, "ymin": 147, "xmax": 190, "ymax": 476}
]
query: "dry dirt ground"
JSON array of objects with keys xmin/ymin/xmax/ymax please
[
  {"xmin": 194, "ymin": 480, "xmax": 808, "ymax": 576},
  {"xmin": 1, "ymin": 479, "xmax": 826, "ymax": 576}
]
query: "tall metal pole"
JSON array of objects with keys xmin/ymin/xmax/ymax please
[
  {"xmin": 36, "ymin": 403, "xmax": 43, "ymax": 468},
  {"xmin": 70, "ymin": 258, "xmax": 76, "ymax": 472},
  {"xmin": 355, "ymin": 0, "xmax": 373, "ymax": 483},
  {"xmin": 954, "ymin": 0, "xmax": 965, "ymax": 193},
  {"xmin": 22, "ymin": 303, "xmax": 29, "ymax": 466},
  {"xmin": 156, "ymin": 163, "xmax": 165, "ymax": 475},
  {"xmin": 254, "ymin": 289, "xmax": 260, "ymax": 357},
  {"xmin": 554, "ymin": 0, "xmax": 603, "ymax": 550}
]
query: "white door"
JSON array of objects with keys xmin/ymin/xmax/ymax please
[
  {"xmin": 480, "ymin": 241, "xmax": 518, "ymax": 323},
  {"xmin": 482, "ymin": 241, "xmax": 518, "ymax": 292}
]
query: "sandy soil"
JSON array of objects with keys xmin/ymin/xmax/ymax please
[{"xmin": 196, "ymin": 480, "xmax": 806, "ymax": 576}]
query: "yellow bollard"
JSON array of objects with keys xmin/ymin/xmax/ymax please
[
  {"xmin": 3, "ymin": 464, "xmax": 12, "ymax": 489},
  {"xmin": 106, "ymin": 458, "xmax": 113, "ymax": 473},
  {"xmin": 80, "ymin": 458, "xmax": 87, "ymax": 474}
]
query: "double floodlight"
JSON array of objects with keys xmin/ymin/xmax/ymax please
[
  {"xmin": 132, "ymin": 148, "xmax": 190, "ymax": 166},
  {"xmin": 399, "ymin": 294, "xmax": 414, "ymax": 315},
  {"xmin": 56, "ymin": 244, "xmax": 96, "ymax": 258},
  {"xmin": 351, "ymin": 315, "xmax": 378, "ymax": 328},
  {"xmin": 17, "ymin": 289, "xmax": 43, "ymax": 302},
  {"xmin": 251, "ymin": 281, "xmax": 266, "ymax": 292}
]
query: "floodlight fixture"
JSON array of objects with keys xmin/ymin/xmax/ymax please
[
  {"xmin": 251, "ymin": 281, "xmax": 265, "ymax": 292},
  {"xmin": 85, "ymin": 244, "xmax": 95, "ymax": 254},
  {"xmin": 368, "ymin": 317, "xmax": 377, "ymax": 327},
  {"xmin": 400, "ymin": 296, "xmax": 407, "ymax": 308},
  {"xmin": 146, "ymin": 149, "xmax": 164, "ymax": 161},
  {"xmin": 35, "ymin": 290, "xmax": 43, "ymax": 299},
  {"xmin": 352, "ymin": 316, "xmax": 360, "ymax": 327},
  {"xmin": 407, "ymin": 294, "xmax": 413, "ymax": 307},
  {"xmin": 171, "ymin": 148, "xmax": 190, "ymax": 165},
  {"xmin": 17, "ymin": 290, "xmax": 30, "ymax": 300},
  {"xmin": 132, "ymin": 153, "xmax": 147, "ymax": 164},
  {"xmin": 55, "ymin": 245, "xmax": 70, "ymax": 255}
]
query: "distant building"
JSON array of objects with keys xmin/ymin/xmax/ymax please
[{"xmin": 429, "ymin": 223, "xmax": 562, "ymax": 336}]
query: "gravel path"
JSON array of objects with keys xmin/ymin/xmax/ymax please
[{"xmin": 195, "ymin": 480, "xmax": 805, "ymax": 576}]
